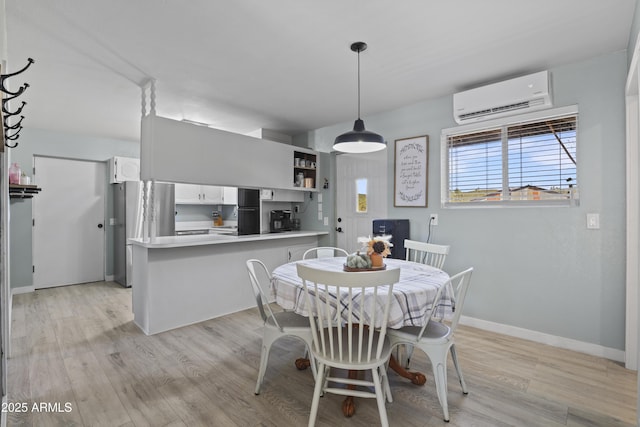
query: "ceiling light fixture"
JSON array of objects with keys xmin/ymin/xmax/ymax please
[{"xmin": 333, "ymin": 41, "xmax": 386, "ymax": 154}]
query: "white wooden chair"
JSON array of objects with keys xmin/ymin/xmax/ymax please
[
  {"xmin": 404, "ymin": 239, "xmax": 450, "ymax": 269},
  {"xmin": 246, "ymin": 259, "xmax": 316, "ymax": 394},
  {"xmin": 297, "ymin": 263, "xmax": 401, "ymax": 427},
  {"xmin": 387, "ymin": 267, "xmax": 474, "ymax": 422},
  {"xmin": 302, "ymin": 246, "xmax": 349, "ymax": 259}
]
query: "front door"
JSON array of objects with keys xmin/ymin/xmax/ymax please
[
  {"xmin": 336, "ymin": 150, "xmax": 388, "ymax": 253},
  {"xmin": 33, "ymin": 157, "xmax": 106, "ymax": 288}
]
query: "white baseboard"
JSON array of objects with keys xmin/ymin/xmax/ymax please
[
  {"xmin": 11, "ymin": 286, "xmax": 35, "ymax": 296},
  {"xmin": 460, "ymin": 315, "xmax": 626, "ymax": 363}
]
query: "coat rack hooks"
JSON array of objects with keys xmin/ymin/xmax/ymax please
[{"xmin": 1, "ymin": 58, "xmax": 34, "ymax": 148}]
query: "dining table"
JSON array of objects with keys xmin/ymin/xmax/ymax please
[{"xmin": 271, "ymin": 256, "xmax": 453, "ymax": 417}]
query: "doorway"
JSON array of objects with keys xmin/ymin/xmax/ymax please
[
  {"xmin": 33, "ymin": 157, "xmax": 106, "ymax": 288},
  {"xmin": 335, "ymin": 150, "xmax": 388, "ymax": 253}
]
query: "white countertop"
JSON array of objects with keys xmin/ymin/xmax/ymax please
[{"xmin": 129, "ymin": 230, "xmax": 328, "ymax": 249}]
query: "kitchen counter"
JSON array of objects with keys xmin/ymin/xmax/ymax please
[
  {"xmin": 131, "ymin": 230, "xmax": 328, "ymax": 335},
  {"xmin": 130, "ymin": 230, "xmax": 327, "ymax": 248}
]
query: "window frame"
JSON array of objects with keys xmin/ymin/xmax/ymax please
[{"xmin": 440, "ymin": 105, "xmax": 579, "ymax": 208}]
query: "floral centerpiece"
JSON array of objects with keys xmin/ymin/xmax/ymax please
[{"xmin": 357, "ymin": 235, "xmax": 393, "ymax": 268}]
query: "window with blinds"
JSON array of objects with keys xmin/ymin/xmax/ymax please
[{"xmin": 444, "ymin": 110, "xmax": 578, "ymax": 206}]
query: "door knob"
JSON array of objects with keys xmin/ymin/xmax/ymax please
[{"xmin": 97, "ymin": 223, "xmax": 103, "ymax": 229}]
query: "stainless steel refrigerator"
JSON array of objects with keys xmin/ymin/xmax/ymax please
[{"xmin": 114, "ymin": 181, "xmax": 175, "ymax": 287}]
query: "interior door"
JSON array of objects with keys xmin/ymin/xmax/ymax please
[
  {"xmin": 336, "ymin": 151, "xmax": 388, "ymax": 253},
  {"xmin": 33, "ymin": 157, "xmax": 106, "ymax": 288}
]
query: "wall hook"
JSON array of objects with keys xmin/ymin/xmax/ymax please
[
  {"xmin": 4, "ymin": 115, "xmax": 24, "ymax": 130},
  {"xmin": 2, "ymin": 100, "xmax": 26, "ymax": 116},
  {"xmin": 0, "ymin": 58, "xmax": 34, "ymax": 95},
  {"xmin": 5, "ymin": 126, "xmax": 22, "ymax": 140},
  {"xmin": 1, "ymin": 83, "xmax": 29, "ymax": 99}
]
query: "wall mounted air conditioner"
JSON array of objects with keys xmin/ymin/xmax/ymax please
[{"xmin": 453, "ymin": 70, "xmax": 552, "ymax": 124}]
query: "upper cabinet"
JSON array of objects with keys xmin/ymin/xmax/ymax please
[
  {"xmin": 109, "ymin": 156, "xmax": 140, "ymax": 183},
  {"xmin": 175, "ymin": 184, "xmax": 237, "ymax": 205},
  {"xmin": 223, "ymin": 186, "xmax": 238, "ymax": 205},
  {"xmin": 140, "ymin": 116, "xmax": 319, "ymax": 191}
]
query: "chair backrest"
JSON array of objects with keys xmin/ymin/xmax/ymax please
[
  {"xmin": 404, "ymin": 239, "xmax": 450, "ymax": 269},
  {"xmin": 246, "ymin": 259, "xmax": 281, "ymax": 330},
  {"xmin": 302, "ymin": 246, "xmax": 349, "ymax": 259},
  {"xmin": 448, "ymin": 267, "xmax": 473, "ymax": 331},
  {"xmin": 415, "ymin": 267, "xmax": 474, "ymax": 340},
  {"xmin": 296, "ymin": 263, "xmax": 400, "ymax": 364}
]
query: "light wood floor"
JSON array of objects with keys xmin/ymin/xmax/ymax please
[{"xmin": 6, "ymin": 281, "xmax": 637, "ymax": 426}]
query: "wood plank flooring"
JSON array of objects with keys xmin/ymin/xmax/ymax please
[{"xmin": 6, "ymin": 281, "xmax": 637, "ymax": 426}]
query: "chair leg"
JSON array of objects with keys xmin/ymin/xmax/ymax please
[
  {"xmin": 450, "ymin": 344, "xmax": 468, "ymax": 394},
  {"xmin": 429, "ymin": 349, "xmax": 450, "ymax": 422},
  {"xmin": 308, "ymin": 362, "xmax": 326, "ymax": 427},
  {"xmin": 404, "ymin": 344, "xmax": 415, "ymax": 369},
  {"xmin": 255, "ymin": 339, "xmax": 271, "ymax": 395},
  {"xmin": 372, "ymin": 367, "xmax": 390, "ymax": 427},
  {"xmin": 380, "ymin": 361, "xmax": 393, "ymax": 403}
]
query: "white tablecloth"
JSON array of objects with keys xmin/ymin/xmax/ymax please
[{"xmin": 271, "ymin": 257, "xmax": 452, "ymax": 329}]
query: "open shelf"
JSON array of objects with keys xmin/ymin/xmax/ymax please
[
  {"xmin": 293, "ymin": 151, "xmax": 317, "ymax": 190},
  {"xmin": 9, "ymin": 184, "xmax": 41, "ymax": 199}
]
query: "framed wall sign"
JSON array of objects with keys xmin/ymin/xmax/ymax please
[{"xmin": 394, "ymin": 135, "xmax": 428, "ymax": 207}]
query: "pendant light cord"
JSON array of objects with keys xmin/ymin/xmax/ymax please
[{"xmin": 357, "ymin": 48, "xmax": 361, "ymax": 119}]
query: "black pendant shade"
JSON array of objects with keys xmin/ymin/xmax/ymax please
[{"xmin": 333, "ymin": 42, "xmax": 386, "ymax": 154}]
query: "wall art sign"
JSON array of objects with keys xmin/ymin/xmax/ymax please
[{"xmin": 394, "ymin": 135, "xmax": 428, "ymax": 207}]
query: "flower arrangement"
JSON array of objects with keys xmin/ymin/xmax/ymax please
[
  {"xmin": 366, "ymin": 237, "xmax": 392, "ymax": 257},
  {"xmin": 356, "ymin": 235, "xmax": 393, "ymax": 267}
]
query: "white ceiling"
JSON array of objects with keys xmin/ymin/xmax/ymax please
[{"xmin": 4, "ymin": 0, "xmax": 637, "ymax": 142}]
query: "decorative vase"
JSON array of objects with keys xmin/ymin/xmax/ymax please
[{"xmin": 370, "ymin": 252, "xmax": 383, "ymax": 268}]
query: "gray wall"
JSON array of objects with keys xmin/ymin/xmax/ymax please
[
  {"xmin": 298, "ymin": 51, "xmax": 628, "ymax": 351},
  {"xmin": 9, "ymin": 127, "xmax": 138, "ymax": 288}
]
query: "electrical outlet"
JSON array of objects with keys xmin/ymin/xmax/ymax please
[{"xmin": 429, "ymin": 214, "xmax": 438, "ymax": 226}]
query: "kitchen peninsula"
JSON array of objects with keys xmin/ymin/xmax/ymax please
[{"xmin": 131, "ymin": 230, "xmax": 327, "ymax": 335}]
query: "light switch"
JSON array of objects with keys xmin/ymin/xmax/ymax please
[
  {"xmin": 323, "ymin": 216, "xmax": 329, "ymax": 226},
  {"xmin": 318, "ymin": 211, "xmax": 323, "ymax": 221},
  {"xmin": 587, "ymin": 213, "xmax": 600, "ymax": 229},
  {"xmin": 318, "ymin": 203, "xmax": 323, "ymax": 211},
  {"xmin": 318, "ymin": 194, "xmax": 323, "ymax": 203}
]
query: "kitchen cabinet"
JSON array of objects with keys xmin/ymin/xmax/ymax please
[
  {"xmin": 109, "ymin": 156, "xmax": 140, "ymax": 183},
  {"xmin": 260, "ymin": 189, "xmax": 304, "ymax": 202},
  {"xmin": 175, "ymin": 183, "xmax": 238, "ymax": 205},
  {"xmin": 223, "ymin": 187, "xmax": 238, "ymax": 205},
  {"xmin": 286, "ymin": 242, "xmax": 318, "ymax": 262},
  {"xmin": 141, "ymin": 116, "xmax": 320, "ymax": 192}
]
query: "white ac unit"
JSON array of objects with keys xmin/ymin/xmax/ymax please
[{"xmin": 453, "ymin": 70, "xmax": 553, "ymax": 124}]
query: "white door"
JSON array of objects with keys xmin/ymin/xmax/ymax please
[
  {"xmin": 336, "ymin": 151, "xmax": 388, "ymax": 253},
  {"xmin": 33, "ymin": 157, "xmax": 106, "ymax": 288}
]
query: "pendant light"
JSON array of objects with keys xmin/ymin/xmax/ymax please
[{"xmin": 333, "ymin": 41, "xmax": 386, "ymax": 154}]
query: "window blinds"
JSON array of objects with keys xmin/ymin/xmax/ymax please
[{"xmin": 446, "ymin": 113, "xmax": 578, "ymax": 205}]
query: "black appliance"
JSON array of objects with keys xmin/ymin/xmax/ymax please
[
  {"xmin": 237, "ymin": 188, "xmax": 260, "ymax": 235},
  {"xmin": 270, "ymin": 210, "xmax": 292, "ymax": 232},
  {"xmin": 372, "ymin": 219, "xmax": 410, "ymax": 260}
]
